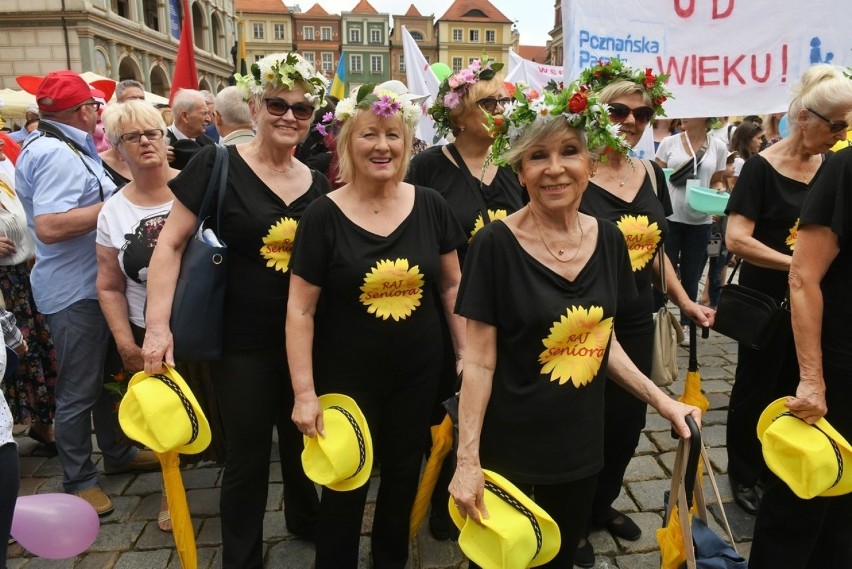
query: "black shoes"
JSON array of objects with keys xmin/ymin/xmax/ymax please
[
  {"xmin": 574, "ymin": 537, "xmax": 595, "ymax": 568},
  {"xmin": 732, "ymin": 482, "xmax": 760, "ymax": 515},
  {"xmin": 600, "ymin": 507, "xmax": 642, "ymax": 541}
]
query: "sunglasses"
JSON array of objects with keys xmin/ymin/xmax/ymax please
[
  {"xmin": 807, "ymin": 108, "xmax": 849, "ymax": 134},
  {"xmin": 74, "ymin": 101, "xmax": 103, "ymax": 112},
  {"xmin": 477, "ymin": 97, "xmax": 511, "ymax": 113},
  {"xmin": 119, "ymin": 129, "xmax": 165, "ymax": 144},
  {"xmin": 264, "ymin": 98, "xmax": 314, "ymax": 120},
  {"xmin": 607, "ymin": 103, "xmax": 655, "ymax": 125}
]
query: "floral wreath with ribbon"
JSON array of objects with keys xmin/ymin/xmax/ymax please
[
  {"xmin": 316, "ymin": 83, "xmax": 421, "ymax": 139},
  {"xmin": 234, "ymin": 52, "xmax": 329, "ymax": 108},
  {"xmin": 577, "ymin": 58, "xmax": 672, "ymax": 118},
  {"xmin": 428, "ymin": 57, "xmax": 504, "ymax": 140},
  {"xmin": 487, "ymin": 81, "xmax": 632, "ymax": 170}
]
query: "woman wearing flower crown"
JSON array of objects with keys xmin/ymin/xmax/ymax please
[
  {"xmin": 406, "ymin": 57, "xmax": 527, "ymax": 540},
  {"xmin": 448, "ymin": 82, "xmax": 702, "ymax": 568},
  {"xmin": 287, "ymin": 84, "xmax": 466, "ymax": 568},
  {"xmin": 574, "ymin": 60, "xmax": 714, "ymax": 566},
  {"xmin": 143, "ymin": 52, "xmax": 329, "ymax": 568}
]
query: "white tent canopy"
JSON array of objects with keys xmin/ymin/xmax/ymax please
[{"xmin": 0, "ymin": 88, "xmax": 36, "ymax": 118}]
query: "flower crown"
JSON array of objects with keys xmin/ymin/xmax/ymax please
[
  {"xmin": 577, "ymin": 58, "xmax": 672, "ymax": 118},
  {"xmin": 487, "ymin": 82, "xmax": 632, "ymax": 169},
  {"xmin": 428, "ymin": 58, "xmax": 504, "ymax": 140},
  {"xmin": 234, "ymin": 52, "xmax": 329, "ymax": 108},
  {"xmin": 316, "ymin": 83, "xmax": 421, "ymax": 138}
]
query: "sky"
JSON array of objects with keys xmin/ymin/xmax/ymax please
[{"xmin": 295, "ymin": 0, "xmax": 557, "ymax": 46}]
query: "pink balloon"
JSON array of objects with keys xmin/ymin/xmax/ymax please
[{"xmin": 11, "ymin": 494, "xmax": 100, "ymax": 559}]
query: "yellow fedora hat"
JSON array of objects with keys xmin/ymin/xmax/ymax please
[
  {"xmin": 118, "ymin": 365, "xmax": 211, "ymax": 455},
  {"xmin": 301, "ymin": 393, "xmax": 373, "ymax": 492},
  {"xmin": 757, "ymin": 397, "xmax": 852, "ymax": 499},
  {"xmin": 448, "ymin": 469, "xmax": 561, "ymax": 569}
]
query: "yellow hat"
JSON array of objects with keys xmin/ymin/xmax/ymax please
[
  {"xmin": 448, "ymin": 469, "xmax": 561, "ymax": 568},
  {"xmin": 118, "ymin": 365, "xmax": 211, "ymax": 455},
  {"xmin": 757, "ymin": 397, "xmax": 852, "ymax": 499},
  {"xmin": 301, "ymin": 393, "xmax": 373, "ymax": 492}
]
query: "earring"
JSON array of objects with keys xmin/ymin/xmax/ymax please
[{"xmin": 459, "ymin": 124, "xmax": 466, "ymax": 132}]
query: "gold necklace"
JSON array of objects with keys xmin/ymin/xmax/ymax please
[
  {"xmin": 605, "ymin": 158, "xmax": 635, "ymax": 187},
  {"xmin": 530, "ymin": 209, "xmax": 584, "ymax": 263}
]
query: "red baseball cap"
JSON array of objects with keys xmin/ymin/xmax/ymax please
[{"xmin": 36, "ymin": 70, "xmax": 93, "ymax": 112}]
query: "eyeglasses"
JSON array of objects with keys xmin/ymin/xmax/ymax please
[
  {"xmin": 263, "ymin": 98, "xmax": 314, "ymax": 120},
  {"xmin": 607, "ymin": 103, "xmax": 655, "ymax": 125},
  {"xmin": 74, "ymin": 101, "xmax": 103, "ymax": 112},
  {"xmin": 807, "ymin": 108, "xmax": 849, "ymax": 133},
  {"xmin": 119, "ymin": 129, "xmax": 165, "ymax": 144},
  {"xmin": 477, "ymin": 97, "xmax": 512, "ymax": 113}
]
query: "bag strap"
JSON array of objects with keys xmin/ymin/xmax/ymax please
[
  {"xmin": 642, "ymin": 159, "xmax": 668, "ymax": 296},
  {"xmin": 725, "ymin": 257, "xmax": 790, "ymax": 304},
  {"xmin": 28, "ymin": 122, "xmax": 107, "ymax": 202},
  {"xmin": 195, "ymin": 145, "xmax": 229, "ymax": 238},
  {"xmin": 447, "ymin": 143, "xmax": 491, "ymax": 224}
]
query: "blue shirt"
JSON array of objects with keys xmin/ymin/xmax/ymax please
[
  {"xmin": 8, "ymin": 129, "xmax": 28, "ymax": 144},
  {"xmin": 15, "ymin": 120, "xmax": 116, "ymax": 314}
]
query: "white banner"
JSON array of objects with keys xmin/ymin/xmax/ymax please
[
  {"xmin": 506, "ymin": 49, "xmax": 564, "ymax": 91},
  {"xmin": 402, "ymin": 26, "xmax": 444, "ymax": 144},
  {"xmin": 562, "ymin": 0, "xmax": 852, "ymax": 117}
]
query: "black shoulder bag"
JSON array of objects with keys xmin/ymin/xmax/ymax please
[{"xmin": 169, "ymin": 146, "xmax": 229, "ymax": 362}]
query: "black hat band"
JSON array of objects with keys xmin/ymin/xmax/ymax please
[
  {"xmin": 330, "ymin": 405, "xmax": 366, "ymax": 480},
  {"xmin": 484, "ymin": 480, "xmax": 543, "ymax": 557},
  {"xmin": 152, "ymin": 374, "xmax": 199, "ymax": 446}
]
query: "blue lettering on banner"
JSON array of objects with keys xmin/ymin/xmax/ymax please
[{"xmin": 577, "ymin": 29, "xmax": 662, "ymax": 68}]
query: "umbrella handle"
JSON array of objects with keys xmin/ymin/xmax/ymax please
[
  {"xmin": 689, "ymin": 321, "xmax": 698, "ymax": 370},
  {"xmin": 681, "ymin": 414, "xmax": 702, "ymax": 510}
]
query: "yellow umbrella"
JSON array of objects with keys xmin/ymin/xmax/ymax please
[
  {"xmin": 409, "ymin": 413, "xmax": 454, "ymax": 540},
  {"xmin": 157, "ymin": 451, "xmax": 197, "ymax": 569},
  {"xmin": 657, "ymin": 503, "xmax": 689, "ymax": 569},
  {"xmin": 679, "ymin": 321, "xmax": 709, "ymax": 414}
]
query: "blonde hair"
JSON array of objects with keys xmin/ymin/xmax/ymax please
[
  {"xmin": 448, "ymin": 75, "xmax": 505, "ymax": 137},
  {"xmin": 598, "ymin": 79, "xmax": 652, "ymax": 107},
  {"xmin": 502, "ymin": 118, "xmax": 594, "ymax": 172},
  {"xmin": 788, "ymin": 64, "xmax": 852, "ymax": 126},
  {"xmin": 102, "ymin": 100, "xmax": 167, "ymax": 146},
  {"xmin": 335, "ymin": 110, "xmax": 414, "ymax": 185}
]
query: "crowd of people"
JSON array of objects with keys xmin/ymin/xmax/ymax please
[{"xmin": 0, "ymin": 53, "xmax": 850, "ymax": 569}]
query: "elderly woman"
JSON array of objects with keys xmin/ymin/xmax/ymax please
[
  {"xmin": 287, "ymin": 85, "xmax": 466, "ymax": 568},
  {"xmin": 406, "ymin": 58, "xmax": 527, "ymax": 539},
  {"xmin": 95, "ymin": 100, "xmax": 178, "ymax": 531},
  {"xmin": 449, "ymin": 83, "xmax": 701, "ymax": 568},
  {"xmin": 750, "ymin": 145, "xmax": 852, "ymax": 567},
  {"xmin": 142, "ymin": 53, "xmax": 329, "ymax": 568},
  {"xmin": 576, "ymin": 61, "xmax": 713, "ymax": 567},
  {"xmin": 724, "ymin": 65, "xmax": 852, "ymax": 517},
  {"xmin": 655, "ymin": 116, "xmax": 727, "ymax": 345}
]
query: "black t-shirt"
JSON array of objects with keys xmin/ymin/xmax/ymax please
[
  {"xmin": 799, "ymin": 147, "xmax": 852, "ymax": 370},
  {"xmin": 726, "ymin": 154, "xmax": 810, "ymax": 299},
  {"xmin": 290, "ymin": 186, "xmax": 465, "ymax": 387},
  {"xmin": 456, "ymin": 219, "xmax": 637, "ymax": 484},
  {"xmin": 169, "ymin": 144, "xmax": 330, "ymax": 350},
  {"xmin": 406, "ymin": 145, "xmax": 527, "ymax": 262},
  {"xmin": 580, "ymin": 161, "xmax": 672, "ymax": 329}
]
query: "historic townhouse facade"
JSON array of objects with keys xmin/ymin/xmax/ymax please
[
  {"xmin": 435, "ymin": 0, "xmax": 513, "ymax": 74},
  {"xmin": 340, "ymin": 0, "xmax": 390, "ymax": 89},
  {"xmin": 292, "ymin": 3, "xmax": 341, "ymax": 78},
  {"xmin": 0, "ymin": 0, "xmax": 236, "ymax": 94},
  {"xmin": 388, "ymin": 4, "xmax": 438, "ymax": 84},
  {"xmin": 236, "ymin": 0, "xmax": 293, "ymax": 64}
]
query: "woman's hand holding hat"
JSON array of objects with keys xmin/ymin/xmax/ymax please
[
  {"xmin": 448, "ymin": 463, "xmax": 488, "ymax": 525},
  {"xmin": 292, "ymin": 392, "xmax": 324, "ymax": 438},
  {"xmin": 786, "ymin": 378, "xmax": 828, "ymax": 425},
  {"xmin": 141, "ymin": 325, "xmax": 174, "ymax": 374}
]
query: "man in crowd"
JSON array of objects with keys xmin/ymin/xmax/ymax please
[
  {"xmin": 213, "ymin": 86, "xmax": 255, "ymax": 145},
  {"xmin": 115, "ymin": 79, "xmax": 146, "ymax": 103},
  {"xmin": 167, "ymin": 88, "xmax": 215, "ymax": 169},
  {"xmin": 15, "ymin": 71, "xmax": 158, "ymax": 516},
  {"xmin": 201, "ymin": 89, "xmax": 220, "ymax": 143}
]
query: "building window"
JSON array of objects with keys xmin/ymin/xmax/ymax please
[
  {"xmin": 254, "ymin": 54, "xmax": 265, "ymax": 62},
  {"xmin": 350, "ymin": 54, "xmax": 363, "ymax": 72},
  {"xmin": 469, "ymin": 57, "xmax": 477, "ymax": 65},
  {"xmin": 252, "ymin": 23, "xmax": 264, "ymax": 40},
  {"xmin": 303, "ymin": 52, "xmax": 315, "ymax": 65},
  {"xmin": 321, "ymin": 26, "xmax": 332, "ymax": 41},
  {"xmin": 452, "ymin": 28, "xmax": 462, "ymax": 42},
  {"xmin": 409, "ymin": 30, "xmax": 424, "ymax": 41},
  {"xmin": 112, "ymin": 0, "xmax": 129, "ymax": 19},
  {"xmin": 370, "ymin": 28, "xmax": 381, "ymax": 43},
  {"xmin": 451, "ymin": 57, "xmax": 462, "ymax": 73},
  {"xmin": 398, "ymin": 54, "xmax": 405, "ymax": 73},
  {"xmin": 274, "ymin": 23, "xmax": 286, "ymax": 40},
  {"xmin": 469, "ymin": 29, "xmax": 479, "ymax": 42},
  {"xmin": 142, "ymin": 0, "xmax": 158, "ymax": 31},
  {"xmin": 303, "ymin": 26, "xmax": 314, "ymax": 41},
  {"xmin": 370, "ymin": 55, "xmax": 382, "ymax": 74},
  {"xmin": 349, "ymin": 27, "xmax": 361, "ymax": 43},
  {"xmin": 321, "ymin": 52, "xmax": 333, "ymax": 72},
  {"xmin": 485, "ymin": 29, "xmax": 495, "ymax": 43}
]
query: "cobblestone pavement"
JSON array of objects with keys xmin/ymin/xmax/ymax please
[{"xmin": 7, "ymin": 330, "xmax": 754, "ymax": 569}]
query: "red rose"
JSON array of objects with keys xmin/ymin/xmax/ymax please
[
  {"xmin": 492, "ymin": 117, "xmax": 505, "ymax": 127},
  {"xmin": 644, "ymin": 69, "xmax": 656, "ymax": 89},
  {"xmin": 655, "ymin": 95, "xmax": 667, "ymax": 106},
  {"xmin": 568, "ymin": 91, "xmax": 587, "ymax": 113}
]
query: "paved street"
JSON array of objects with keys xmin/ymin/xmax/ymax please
[{"xmin": 6, "ymin": 329, "xmax": 754, "ymax": 569}]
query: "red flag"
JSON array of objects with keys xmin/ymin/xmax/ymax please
[{"xmin": 169, "ymin": 0, "xmax": 199, "ymax": 104}]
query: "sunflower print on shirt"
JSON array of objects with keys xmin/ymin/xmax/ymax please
[
  {"xmin": 616, "ymin": 214, "xmax": 661, "ymax": 271},
  {"xmin": 539, "ymin": 305, "xmax": 614, "ymax": 388},
  {"xmin": 260, "ymin": 217, "xmax": 298, "ymax": 273},
  {"xmin": 785, "ymin": 219, "xmax": 799, "ymax": 251},
  {"xmin": 359, "ymin": 258, "xmax": 425, "ymax": 321},
  {"xmin": 470, "ymin": 209, "xmax": 508, "ymax": 243}
]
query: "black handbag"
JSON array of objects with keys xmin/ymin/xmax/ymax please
[
  {"xmin": 712, "ymin": 259, "xmax": 790, "ymax": 350},
  {"xmin": 170, "ymin": 146, "xmax": 229, "ymax": 362}
]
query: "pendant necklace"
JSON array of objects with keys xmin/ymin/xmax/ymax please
[
  {"xmin": 606, "ymin": 158, "xmax": 635, "ymax": 187},
  {"xmin": 530, "ymin": 209, "xmax": 585, "ymax": 263}
]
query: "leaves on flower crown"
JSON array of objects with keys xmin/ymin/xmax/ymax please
[{"xmin": 357, "ymin": 83, "xmax": 374, "ymax": 104}]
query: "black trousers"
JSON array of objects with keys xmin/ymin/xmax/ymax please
[
  {"xmin": 211, "ymin": 347, "xmax": 319, "ymax": 569},
  {"xmin": 0, "ymin": 442, "xmax": 19, "ymax": 569},
  {"xmin": 468, "ymin": 474, "xmax": 598, "ymax": 569},
  {"xmin": 314, "ymin": 376, "xmax": 438, "ymax": 569},
  {"xmin": 749, "ymin": 366, "xmax": 852, "ymax": 568},
  {"xmin": 726, "ymin": 325, "xmax": 799, "ymax": 487}
]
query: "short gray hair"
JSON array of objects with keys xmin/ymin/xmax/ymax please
[
  {"xmin": 172, "ymin": 89, "xmax": 204, "ymax": 116},
  {"xmin": 214, "ymin": 86, "xmax": 253, "ymax": 127},
  {"xmin": 102, "ymin": 100, "xmax": 167, "ymax": 146},
  {"xmin": 788, "ymin": 64, "xmax": 852, "ymax": 126},
  {"xmin": 115, "ymin": 80, "xmax": 144, "ymax": 102},
  {"xmin": 501, "ymin": 118, "xmax": 593, "ymax": 173},
  {"xmin": 199, "ymin": 90, "xmax": 215, "ymax": 105}
]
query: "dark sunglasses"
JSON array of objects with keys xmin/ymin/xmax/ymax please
[
  {"xmin": 119, "ymin": 129, "xmax": 165, "ymax": 144},
  {"xmin": 607, "ymin": 103, "xmax": 654, "ymax": 125},
  {"xmin": 808, "ymin": 108, "xmax": 849, "ymax": 133},
  {"xmin": 477, "ymin": 97, "xmax": 511, "ymax": 113},
  {"xmin": 263, "ymin": 98, "xmax": 314, "ymax": 120}
]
